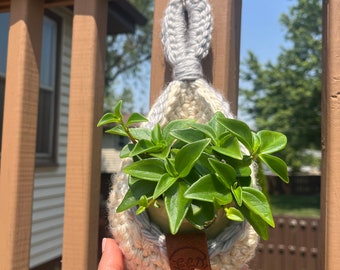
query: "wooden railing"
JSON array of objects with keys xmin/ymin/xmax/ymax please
[
  {"xmin": 0, "ymin": 0, "xmax": 339, "ymax": 269},
  {"xmin": 0, "ymin": 0, "xmax": 107, "ymax": 269}
]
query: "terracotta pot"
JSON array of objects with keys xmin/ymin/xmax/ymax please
[{"xmin": 147, "ymin": 201, "xmax": 230, "ymax": 239}]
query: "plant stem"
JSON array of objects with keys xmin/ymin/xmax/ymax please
[
  {"xmin": 120, "ymin": 120, "xmax": 137, "ymax": 144},
  {"xmin": 126, "ymin": 128, "xmax": 137, "ymax": 144}
]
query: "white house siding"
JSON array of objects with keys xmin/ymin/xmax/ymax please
[
  {"xmin": 101, "ymin": 148, "xmax": 121, "ymax": 174},
  {"xmin": 30, "ymin": 7, "xmax": 73, "ymax": 268}
]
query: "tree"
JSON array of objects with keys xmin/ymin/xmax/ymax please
[
  {"xmin": 104, "ymin": 0, "xmax": 154, "ymax": 113},
  {"xmin": 240, "ymin": 0, "xmax": 322, "ymax": 172}
]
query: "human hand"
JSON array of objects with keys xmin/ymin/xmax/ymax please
[{"xmin": 98, "ymin": 238, "xmax": 124, "ymax": 270}]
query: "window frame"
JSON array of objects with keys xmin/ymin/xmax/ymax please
[
  {"xmin": 0, "ymin": 12, "xmax": 7, "ymax": 158},
  {"xmin": 35, "ymin": 10, "xmax": 61, "ymax": 167}
]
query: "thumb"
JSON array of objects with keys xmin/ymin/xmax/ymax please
[{"xmin": 98, "ymin": 238, "xmax": 124, "ymax": 270}]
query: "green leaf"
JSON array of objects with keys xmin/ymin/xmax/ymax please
[
  {"xmin": 193, "ymin": 152, "xmax": 214, "ymax": 175},
  {"xmin": 116, "ymin": 179, "xmax": 156, "ymax": 212},
  {"xmin": 170, "ymin": 128, "xmax": 206, "ymax": 144},
  {"xmin": 165, "ymin": 182, "xmax": 191, "ymax": 234},
  {"xmin": 136, "ymin": 195, "xmax": 149, "ymax": 215},
  {"xmin": 184, "ymin": 174, "xmax": 232, "ymax": 204},
  {"xmin": 191, "ymin": 123, "xmax": 217, "ymax": 144},
  {"xmin": 240, "ymin": 204, "xmax": 269, "ymax": 240},
  {"xmin": 186, "ymin": 201, "xmax": 216, "ymax": 230},
  {"xmin": 136, "ymin": 206, "xmax": 147, "ymax": 215},
  {"xmin": 113, "ymin": 100, "xmax": 123, "ymax": 119},
  {"xmin": 105, "ymin": 125, "xmax": 128, "ymax": 137},
  {"xmin": 164, "ymin": 158, "xmax": 178, "ymax": 177},
  {"xmin": 214, "ymin": 193, "xmax": 233, "ymax": 207},
  {"xmin": 208, "ymin": 112, "xmax": 226, "ymax": 137},
  {"xmin": 242, "ymin": 187, "xmax": 275, "ymax": 227},
  {"xmin": 225, "ymin": 207, "xmax": 244, "ymax": 222},
  {"xmin": 231, "ymin": 184, "xmax": 243, "ymax": 206},
  {"xmin": 252, "ymin": 132, "xmax": 261, "ymax": 154},
  {"xmin": 175, "ymin": 139, "xmax": 210, "ymax": 178},
  {"xmin": 153, "ymin": 173, "xmax": 178, "ymax": 199},
  {"xmin": 126, "ymin": 112, "xmax": 148, "ymax": 126},
  {"xmin": 116, "ymin": 189, "xmax": 139, "ymax": 212},
  {"xmin": 257, "ymin": 130, "xmax": 287, "ymax": 154},
  {"xmin": 259, "ymin": 154, "xmax": 289, "ymax": 183},
  {"xmin": 217, "ymin": 117, "xmax": 253, "ymax": 153},
  {"xmin": 138, "ymin": 195, "xmax": 149, "ymax": 207},
  {"xmin": 129, "ymin": 128, "xmax": 151, "ymax": 141},
  {"xmin": 163, "ymin": 119, "xmax": 195, "ymax": 143},
  {"xmin": 129, "ymin": 139, "xmax": 156, "ymax": 156},
  {"xmin": 212, "ymin": 137, "xmax": 243, "ymax": 160},
  {"xmin": 217, "ymin": 133, "xmax": 233, "ymax": 146},
  {"xmin": 123, "ymin": 159, "xmax": 166, "ymax": 181},
  {"xmin": 128, "ymin": 139, "xmax": 168, "ymax": 158},
  {"xmin": 223, "ymin": 155, "xmax": 252, "ymax": 169},
  {"xmin": 97, "ymin": 112, "xmax": 120, "ymax": 127},
  {"xmin": 208, "ymin": 159, "xmax": 236, "ymax": 188},
  {"xmin": 151, "ymin": 124, "xmax": 163, "ymax": 144},
  {"xmin": 149, "ymin": 144, "xmax": 171, "ymax": 159},
  {"xmin": 128, "ymin": 175, "xmax": 140, "ymax": 186},
  {"xmin": 235, "ymin": 166, "xmax": 252, "ymax": 178},
  {"xmin": 131, "ymin": 178, "xmax": 157, "ymax": 197},
  {"xmin": 120, "ymin": 143, "xmax": 135, "ymax": 158},
  {"xmin": 97, "ymin": 101, "xmax": 123, "ymax": 126}
]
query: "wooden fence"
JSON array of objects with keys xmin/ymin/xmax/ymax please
[
  {"xmin": 250, "ymin": 216, "xmax": 320, "ymax": 270},
  {"xmin": 267, "ymin": 175, "xmax": 320, "ymax": 195}
]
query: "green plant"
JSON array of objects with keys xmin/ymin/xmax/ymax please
[{"xmin": 98, "ymin": 101, "xmax": 289, "ymax": 240}]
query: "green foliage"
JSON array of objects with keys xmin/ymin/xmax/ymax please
[
  {"xmin": 98, "ymin": 101, "xmax": 289, "ymax": 240},
  {"xmin": 240, "ymin": 0, "xmax": 322, "ymax": 172},
  {"xmin": 104, "ymin": 0, "xmax": 153, "ymax": 112}
]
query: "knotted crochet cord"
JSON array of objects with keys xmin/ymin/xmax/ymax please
[
  {"xmin": 162, "ymin": 0, "xmax": 212, "ymax": 81},
  {"xmin": 107, "ymin": 0, "xmax": 259, "ymax": 269}
]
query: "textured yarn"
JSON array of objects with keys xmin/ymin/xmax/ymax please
[
  {"xmin": 107, "ymin": 0, "xmax": 259, "ymax": 269},
  {"xmin": 161, "ymin": 0, "xmax": 212, "ymax": 81},
  {"xmin": 108, "ymin": 81, "xmax": 259, "ymax": 270}
]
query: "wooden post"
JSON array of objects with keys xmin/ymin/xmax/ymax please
[
  {"xmin": 61, "ymin": 0, "xmax": 108, "ymax": 269},
  {"xmin": 320, "ymin": 0, "xmax": 340, "ymax": 269},
  {"xmin": 0, "ymin": 1, "xmax": 44, "ymax": 269},
  {"xmin": 149, "ymin": 0, "xmax": 242, "ymax": 115},
  {"xmin": 149, "ymin": 0, "xmax": 170, "ymax": 106}
]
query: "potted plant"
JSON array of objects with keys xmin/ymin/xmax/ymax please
[{"xmin": 98, "ymin": 100, "xmax": 289, "ymax": 241}]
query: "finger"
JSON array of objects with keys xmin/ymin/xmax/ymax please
[{"xmin": 98, "ymin": 238, "xmax": 124, "ymax": 270}]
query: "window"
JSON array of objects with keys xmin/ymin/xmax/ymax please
[
  {"xmin": 36, "ymin": 14, "xmax": 60, "ymax": 165},
  {"xmin": 0, "ymin": 12, "xmax": 10, "ymax": 157},
  {"xmin": 0, "ymin": 13, "xmax": 9, "ymax": 75},
  {"xmin": 0, "ymin": 11, "xmax": 60, "ymax": 166}
]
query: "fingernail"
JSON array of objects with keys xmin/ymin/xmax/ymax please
[{"xmin": 102, "ymin": 238, "xmax": 107, "ymax": 253}]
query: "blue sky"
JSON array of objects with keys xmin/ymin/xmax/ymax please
[
  {"xmin": 240, "ymin": 0, "xmax": 293, "ymax": 64},
  {"xmin": 238, "ymin": 1, "xmax": 293, "ymax": 121}
]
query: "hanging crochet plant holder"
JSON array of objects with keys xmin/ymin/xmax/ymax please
[{"xmin": 107, "ymin": 0, "xmax": 259, "ymax": 269}]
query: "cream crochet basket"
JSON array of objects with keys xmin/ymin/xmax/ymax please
[{"xmin": 107, "ymin": 0, "xmax": 259, "ymax": 269}]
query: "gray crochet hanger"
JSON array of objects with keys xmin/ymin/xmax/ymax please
[{"xmin": 107, "ymin": 0, "xmax": 259, "ymax": 269}]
